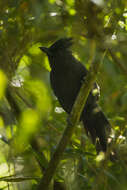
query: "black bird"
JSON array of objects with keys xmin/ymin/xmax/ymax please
[{"xmin": 40, "ymin": 38, "xmax": 111, "ymax": 152}]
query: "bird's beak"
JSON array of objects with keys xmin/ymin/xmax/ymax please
[{"xmin": 39, "ymin": 47, "xmax": 50, "ymax": 55}]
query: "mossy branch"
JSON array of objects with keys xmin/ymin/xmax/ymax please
[{"xmin": 37, "ymin": 45, "xmax": 106, "ymax": 190}]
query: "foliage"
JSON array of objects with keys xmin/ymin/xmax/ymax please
[{"xmin": 0, "ymin": 0, "xmax": 127, "ymax": 189}]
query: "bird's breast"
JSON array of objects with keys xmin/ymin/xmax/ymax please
[{"xmin": 50, "ymin": 70, "xmax": 81, "ymax": 113}]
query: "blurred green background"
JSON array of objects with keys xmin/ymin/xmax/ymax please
[{"xmin": 0, "ymin": 0, "xmax": 127, "ymax": 189}]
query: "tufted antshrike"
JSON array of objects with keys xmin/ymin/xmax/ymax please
[{"xmin": 40, "ymin": 38, "xmax": 111, "ymax": 152}]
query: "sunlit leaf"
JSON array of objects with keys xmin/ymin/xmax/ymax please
[
  {"xmin": 29, "ymin": 43, "xmax": 42, "ymax": 56},
  {"xmin": 0, "ymin": 117, "xmax": 4, "ymax": 128},
  {"xmin": 69, "ymin": 9, "xmax": 76, "ymax": 15},
  {"xmin": 24, "ymin": 79, "xmax": 51, "ymax": 115},
  {"xmin": 0, "ymin": 70, "xmax": 7, "ymax": 99},
  {"xmin": 44, "ymin": 56, "xmax": 51, "ymax": 71},
  {"xmin": 14, "ymin": 109, "xmax": 40, "ymax": 152},
  {"xmin": 95, "ymin": 152, "xmax": 105, "ymax": 162},
  {"xmin": 66, "ymin": 0, "xmax": 74, "ymax": 6},
  {"xmin": 49, "ymin": 0, "xmax": 55, "ymax": 4}
]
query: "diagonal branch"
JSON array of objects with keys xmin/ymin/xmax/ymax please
[{"xmin": 108, "ymin": 49, "xmax": 127, "ymax": 75}]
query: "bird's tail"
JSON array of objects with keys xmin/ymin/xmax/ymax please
[{"xmin": 82, "ymin": 106, "xmax": 111, "ymax": 152}]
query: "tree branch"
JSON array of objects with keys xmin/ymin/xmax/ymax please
[{"xmin": 108, "ymin": 49, "xmax": 127, "ymax": 75}]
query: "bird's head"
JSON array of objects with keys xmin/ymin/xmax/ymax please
[{"xmin": 39, "ymin": 38, "xmax": 73, "ymax": 57}]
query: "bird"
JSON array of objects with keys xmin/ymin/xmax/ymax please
[{"xmin": 40, "ymin": 38, "xmax": 111, "ymax": 152}]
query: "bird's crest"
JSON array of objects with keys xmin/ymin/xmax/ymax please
[{"xmin": 49, "ymin": 38, "xmax": 73, "ymax": 51}]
